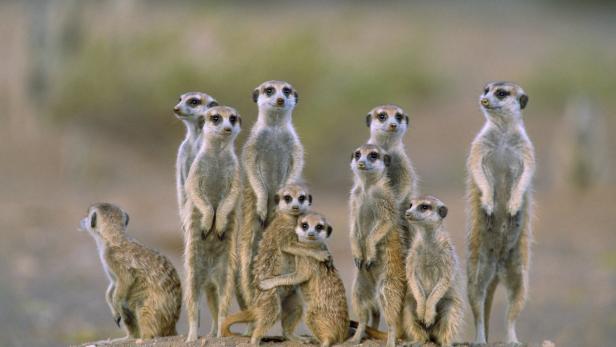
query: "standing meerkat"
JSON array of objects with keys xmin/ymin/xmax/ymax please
[
  {"xmin": 222, "ymin": 183, "xmax": 332, "ymax": 344},
  {"xmin": 366, "ymin": 104, "xmax": 418, "ymax": 209},
  {"xmin": 183, "ymin": 106, "xmax": 242, "ymax": 341},
  {"xmin": 173, "ymin": 92, "xmax": 218, "ymax": 214},
  {"xmin": 258, "ymin": 212, "xmax": 348, "ymax": 347},
  {"xmin": 466, "ymin": 81, "xmax": 535, "ymax": 344},
  {"xmin": 404, "ymin": 196, "xmax": 462, "ymax": 347},
  {"xmin": 79, "ymin": 203, "xmax": 182, "ymax": 340},
  {"xmin": 238, "ymin": 80, "xmax": 303, "ymax": 307},
  {"xmin": 348, "ymin": 144, "xmax": 406, "ymax": 347}
]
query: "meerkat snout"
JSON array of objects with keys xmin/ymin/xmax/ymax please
[{"xmin": 276, "ymin": 97, "xmax": 285, "ymax": 106}]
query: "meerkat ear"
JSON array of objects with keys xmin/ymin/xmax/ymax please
[
  {"xmin": 90, "ymin": 212, "xmax": 97, "ymax": 228},
  {"xmin": 365, "ymin": 114, "xmax": 372, "ymax": 127},
  {"xmin": 326, "ymin": 225, "xmax": 333, "ymax": 237},
  {"xmin": 124, "ymin": 212, "xmax": 130, "ymax": 227},
  {"xmin": 438, "ymin": 206, "xmax": 448, "ymax": 219},
  {"xmin": 274, "ymin": 194, "xmax": 280, "ymax": 205},
  {"xmin": 308, "ymin": 194, "xmax": 313, "ymax": 205},
  {"xmin": 207, "ymin": 100, "xmax": 219, "ymax": 108},
  {"xmin": 252, "ymin": 88, "xmax": 259, "ymax": 103},
  {"xmin": 383, "ymin": 154, "xmax": 391, "ymax": 167},
  {"xmin": 405, "ymin": 114, "xmax": 409, "ymax": 125},
  {"xmin": 519, "ymin": 94, "xmax": 528, "ymax": 109},
  {"xmin": 238, "ymin": 115, "xmax": 242, "ymax": 126},
  {"xmin": 294, "ymin": 91, "xmax": 299, "ymax": 104},
  {"xmin": 197, "ymin": 116, "xmax": 206, "ymax": 129}
]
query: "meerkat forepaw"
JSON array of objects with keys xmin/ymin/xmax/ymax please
[
  {"xmin": 416, "ymin": 304, "xmax": 426, "ymax": 320},
  {"xmin": 258, "ymin": 279, "xmax": 274, "ymax": 290},
  {"xmin": 216, "ymin": 229, "xmax": 226, "ymax": 241},
  {"xmin": 507, "ymin": 197, "xmax": 522, "ymax": 216},
  {"xmin": 353, "ymin": 257, "xmax": 364, "ymax": 269},
  {"xmin": 424, "ymin": 308, "xmax": 436, "ymax": 327},
  {"xmin": 114, "ymin": 314, "xmax": 121, "ymax": 328},
  {"xmin": 364, "ymin": 258, "xmax": 377, "ymax": 270},
  {"xmin": 481, "ymin": 199, "xmax": 494, "ymax": 216},
  {"xmin": 201, "ymin": 228, "xmax": 212, "ymax": 240}
]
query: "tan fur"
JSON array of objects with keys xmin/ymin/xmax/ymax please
[
  {"xmin": 467, "ymin": 81, "xmax": 535, "ymax": 344},
  {"xmin": 238, "ymin": 80, "xmax": 303, "ymax": 309},
  {"xmin": 348, "ymin": 144, "xmax": 406, "ymax": 347},
  {"xmin": 80, "ymin": 203, "xmax": 181, "ymax": 340},
  {"xmin": 224, "ymin": 184, "xmax": 330, "ymax": 345},
  {"xmin": 183, "ymin": 106, "xmax": 241, "ymax": 341},
  {"xmin": 403, "ymin": 196, "xmax": 462, "ymax": 346}
]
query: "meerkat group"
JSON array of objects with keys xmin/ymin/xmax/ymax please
[{"xmin": 79, "ymin": 80, "xmax": 535, "ymax": 346}]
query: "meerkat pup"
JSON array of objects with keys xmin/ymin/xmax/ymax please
[
  {"xmin": 79, "ymin": 203, "xmax": 182, "ymax": 340},
  {"xmin": 258, "ymin": 212, "xmax": 348, "ymax": 347},
  {"xmin": 222, "ymin": 183, "xmax": 332, "ymax": 345},
  {"xmin": 404, "ymin": 196, "xmax": 462, "ymax": 347},
  {"xmin": 238, "ymin": 80, "xmax": 303, "ymax": 307},
  {"xmin": 183, "ymin": 106, "xmax": 242, "ymax": 341},
  {"xmin": 466, "ymin": 81, "xmax": 535, "ymax": 344},
  {"xmin": 348, "ymin": 144, "xmax": 406, "ymax": 347},
  {"xmin": 173, "ymin": 92, "xmax": 218, "ymax": 214}
]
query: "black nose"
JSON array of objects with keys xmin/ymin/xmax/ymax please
[
  {"xmin": 276, "ymin": 98, "xmax": 284, "ymax": 105},
  {"xmin": 389, "ymin": 123, "xmax": 397, "ymax": 129},
  {"xmin": 173, "ymin": 106, "xmax": 180, "ymax": 112},
  {"xmin": 224, "ymin": 127, "xmax": 232, "ymax": 132}
]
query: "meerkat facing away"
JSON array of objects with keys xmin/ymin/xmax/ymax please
[
  {"xmin": 238, "ymin": 80, "xmax": 304, "ymax": 307},
  {"xmin": 183, "ymin": 106, "xmax": 241, "ymax": 341},
  {"xmin": 222, "ymin": 183, "xmax": 332, "ymax": 345},
  {"xmin": 467, "ymin": 81, "xmax": 535, "ymax": 344},
  {"xmin": 348, "ymin": 144, "xmax": 406, "ymax": 347},
  {"xmin": 404, "ymin": 196, "xmax": 462, "ymax": 347},
  {"xmin": 258, "ymin": 212, "xmax": 348, "ymax": 347},
  {"xmin": 173, "ymin": 92, "xmax": 218, "ymax": 214},
  {"xmin": 79, "ymin": 203, "xmax": 182, "ymax": 340}
]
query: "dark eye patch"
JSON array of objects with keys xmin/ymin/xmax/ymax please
[
  {"xmin": 282, "ymin": 87, "xmax": 292, "ymax": 96},
  {"xmin": 210, "ymin": 114, "xmax": 221, "ymax": 123},
  {"xmin": 298, "ymin": 195, "xmax": 306, "ymax": 203},
  {"xmin": 316, "ymin": 224, "xmax": 323, "ymax": 231},
  {"xmin": 354, "ymin": 151, "xmax": 361, "ymax": 159},
  {"xmin": 207, "ymin": 101, "xmax": 218, "ymax": 108},
  {"xmin": 284, "ymin": 195, "xmax": 292, "ymax": 203},
  {"xmin": 369, "ymin": 152, "xmax": 379, "ymax": 160},
  {"xmin": 301, "ymin": 223, "xmax": 309, "ymax": 230},
  {"xmin": 378, "ymin": 112, "xmax": 387, "ymax": 122},
  {"xmin": 229, "ymin": 115, "xmax": 237, "ymax": 125},
  {"xmin": 495, "ymin": 89, "xmax": 510, "ymax": 99},
  {"xmin": 189, "ymin": 98, "xmax": 201, "ymax": 106},
  {"xmin": 420, "ymin": 204, "xmax": 432, "ymax": 211},
  {"xmin": 265, "ymin": 87, "xmax": 275, "ymax": 96},
  {"xmin": 395, "ymin": 113, "xmax": 403, "ymax": 122},
  {"xmin": 483, "ymin": 87, "xmax": 489, "ymax": 95}
]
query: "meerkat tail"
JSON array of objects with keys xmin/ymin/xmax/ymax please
[
  {"xmin": 349, "ymin": 320, "xmax": 388, "ymax": 340},
  {"xmin": 221, "ymin": 309, "xmax": 256, "ymax": 337}
]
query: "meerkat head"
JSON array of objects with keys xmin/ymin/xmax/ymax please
[
  {"xmin": 479, "ymin": 81, "xmax": 528, "ymax": 118},
  {"xmin": 274, "ymin": 183, "xmax": 312, "ymax": 216},
  {"xmin": 405, "ymin": 196, "xmax": 448, "ymax": 228},
  {"xmin": 79, "ymin": 203, "xmax": 130, "ymax": 242},
  {"xmin": 350, "ymin": 144, "xmax": 391, "ymax": 179},
  {"xmin": 295, "ymin": 212, "xmax": 332, "ymax": 245},
  {"xmin": 252, "ymin": 80, "xmax": 298, "ymax": 112},
  {"xmin": 197, "ymin": 106, "xmax": 241, "ymax": 142},
  {"xmin": 174, "ymin": 92, "xmax": 218, "ymax": 122},
  {"xmin": 366, "ymin": 104, "xmax": 409, "ymax": 141}
]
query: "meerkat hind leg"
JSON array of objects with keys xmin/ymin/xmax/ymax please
[
  {"xmin": 468, "ymin": 256, "xmax": 497, "ymax": 344},
  {"xmin": 370, "ymin": 308, "xmax": 381, "ymax": 329},
  {"xmin": 281, "ymin": 289, "xmax": 311, "ymax": 343},
  {"xmin": 503, "ymin": 255, "xmax": 527, "ymax": 344},
  {"xmin": 484, "ymin": 276, "xmax": 499, "ymax": 341},
  {"xmin": 205, "ymin": 284, "xmax": 220, "ymax": 337}
]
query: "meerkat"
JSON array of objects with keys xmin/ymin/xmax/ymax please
[
  {"xmin": 466, "ymin": 81, "xmax": 535, "ymax": 344},
  {"xmin": 183, "ymin": 106, "xmax": 242, "ymax": 341},
  {"xmin": 79, "ymin": 203, "xmax": 182, "ymax": 340},
  {"xmin": 221, "ymin": 183, "xmax": 332, "ymax": 345},
  {"xmin": 403, "ymin": 196, "xmax": 462, "ymax": 347},
  {"xmin": 348, "ymin": 144, "xmax": 406, "ymax": 347},
  {"xmin": 258, "ymin": 212, "xmax": 348, "ymax": 347},
  {"xmin": 238, "ymin": 80, "xmax": 304, "ymax": 307},
  {"xmin": 173, "ymin": 92, "xmax": 218, "ymax": 214}
]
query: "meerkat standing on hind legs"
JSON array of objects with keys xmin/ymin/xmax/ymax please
[
  {"xmin": 221, "ymin": 183, "xmax": 332, "ymax": 344},
  {"xmin": 173, "ymin": 92, "xmax": 218, "ymax": 217},
  {"xmin": 79, "ymin": 203, "xmax": 182, "ymax": 340},
  {"xmin": 183, "ymin": 106, "xmax": 242, "ymax": 341},
  {"xmin": 238, "ymin": 80, "xmax": 303, "ymax": 307},
  {"xmin": 348, "ymin": 144, "xmax": 406, "ymax": 347},
  {"xmin": 404, "ymin": 196, "xmax": 462, "ymax": 347},
  {"xmin": 466, "ymin": 81, "xmax": 535, "ymax": 344}
]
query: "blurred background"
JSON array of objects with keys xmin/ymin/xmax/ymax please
[{"xmin": 1, "ymin": 1, "xmax": 615, "ymax": 346}]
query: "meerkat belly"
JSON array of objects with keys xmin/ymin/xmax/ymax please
[
  {"xmin": 255, "ymin": 131, "xmax": 293, "ymax": 193},
  {"xmin": 415, "ymin": 248, "xmax": 445, "ymax": 292},
  {"xmin": 358, "ymin": 200, "xmax": 379, "ymax": 241},
  {"xmin": 486, "ymin": 145, "xmax": 523, "ymax": 212},
  {"xmin": 388, "ymin": 152, "xmax": 403, "ymax": 195},
  {"xmin": 199, "ymin": 156, "xmax": 233, "ymax": 208}
]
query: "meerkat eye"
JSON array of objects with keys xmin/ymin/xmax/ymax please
[
  {"xmin": 283, "ymin": 195, "xmax": 292, "ymax": 203},
  {"xmin": 409, "ymin": 203, "xmax": 413, "ymax": 208},
  {"xmin": 178, "ymin": 97, "xmax": 182, "ymax": 102},
  {"xmin": 265, "ymin": 87, "xmax": 274, "ymax": 96},
  {"xmin": 282, "ymin": 87, "xmax": 292, "ymax": 96},
  {"xmin": 369, "ymin": 152, "xmax": 379, "ymax": 160},
  {"xmin": 420, "ymin": 204, "xmax": 431, "ymax": 211},
  {"xmin": 495, "ymin": 89, "xmax": 510, "ymax": 99},
  {"xmin": 229, "ymin": 115, "xmax": 237, "ymax": 124},
  {"xmin": 395, "ymin": 113, "xmax": 403, "ymax": 122},
  {"xmin": 298, "ymin": 195, "xmax": 306, "ymax": 203},
  {"xmin": 378, "ymin": 112, "xmax": 387, "ymax": 121},
  {"xmin": 354, "ymin": 151, "xmax": 361, "ymax": 159},
  {"xmin": 207, "ymin": 101, "xmax": 218, "ymax": 108},
  {"xmin": 210, "ymin": 114, "xmax": 221, "ymax": 123},
  {"xmin": 301, "ymin": 223, "xmax": 309, "ymax": 230},
  {"xmin": 316, "ymin": 224, "xmax": 324, "ymax": 231},
  {"xmin": 189, "ymin": 98, "xmax": 201, "ymax": 106}
]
